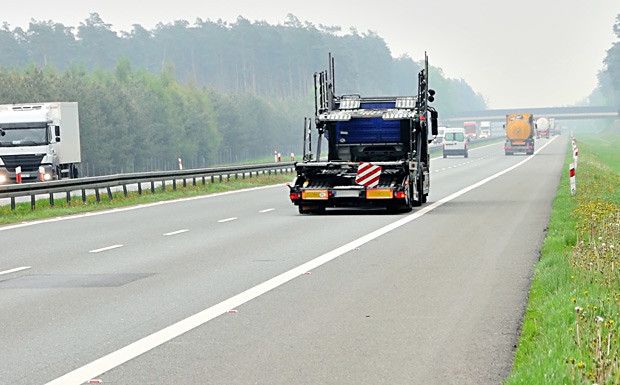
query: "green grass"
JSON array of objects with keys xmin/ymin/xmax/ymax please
[
  {"xmin": 0, "ymin": 172, "xmax": 293, "ymax": 226},
  {"xmin": 505, "ymin": 132, "xmax": 620, "ymax": 384}
]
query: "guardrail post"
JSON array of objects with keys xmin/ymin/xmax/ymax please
[
  {"xmin": 172, "ymin": 178, "xmax": 176, "ymax": 190},
  {"xmin": 151, "ymin": 181, "xmax": 155, "ymax": 194},
  {"xmin": 82, "ymin": 189, "xmax": 86, "ymax": 203},
  {"xmin": 95, "ymin": 188, "xmax": 101, "ymax": 203},
  {"xmin": 183, "ymin": 178, "xmax": 187, "ymax": 188},
  {"xmin": 66, "ymin": 191, "xmax": 71, "ymax": 205},
  {"xmin": 31, "ymin": 195, "xmax": 35, "ymax": 210},
  {"xmin": 10, "ymin": 197, "xmax": 15, "ymax": 210},
  {"xmin": 138, "ymin": 183, "xmax": 142, "ymax": 195},
  {"xmin": 219, "ymin": 175, "xmax": 223, "ymax": 183},
  {"xmin": 162, "ymin": 180, "xmax": 166, "ymax": 192},
  {"xmin": 192, "ymin": 177, "xmax": 196, "ymax": 187},
  {"xmin": 49, "ymin": 193, "xmax": 54, "ymax": 207},
  {"xmin": 202, "ymin": 176, "xmax": 205, "ymax": 185},
  {"xmin": 122, "ymin": 185, "xmax": 128, "ymax": 197},
  {"xmin": 107, "ymin": 187, "xmax": 113, "ymax": 201}
]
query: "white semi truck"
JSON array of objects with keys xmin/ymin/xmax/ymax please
[{"xmin": 0, "ymin": 102, "xmax": 81, "ymax": 184}]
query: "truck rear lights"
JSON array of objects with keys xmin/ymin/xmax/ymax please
[
  {"xmin": 302, "ymin": 190, "xmax": 329, "ymax": 200},
  {"xmin": 394, "ymin": 191, "xmax": 406, "ymax": 199},
  {"xmin": 289, "ymin": 192, "xmax": 300, "ymax": 200},
  {"xmin": 366, "ymin": 189, "xmax": 393, "ymax": 199}
]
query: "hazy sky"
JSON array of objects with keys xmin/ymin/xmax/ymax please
[{"xmin": 2, "ymin": 0, "xmax": 619, "ymax": 109}]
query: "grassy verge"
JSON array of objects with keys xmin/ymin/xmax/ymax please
[
  {"xmin": 505, "ymin": 132, "xmax": 620, "ymax": 384},
  {"xmin": 0, "ymin": 173, "xmax": 293, "ymax": 226}
]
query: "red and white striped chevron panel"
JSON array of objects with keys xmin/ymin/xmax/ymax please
[{"xmin": 355, "ymin": 162, "xmax": 382, "ymax": 187}]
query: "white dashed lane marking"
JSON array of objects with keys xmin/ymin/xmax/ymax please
[
  {"xmin": 89, "ymin": 245, "xmax": 124, "ymax": 253},
  {"xmin": 163, "ymin": 229, "xmax": 189, "ymax": 236}
]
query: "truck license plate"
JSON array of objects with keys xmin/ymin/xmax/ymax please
[{"xmin": 334, "ymin": 190, "xmax": 359, "ymax": 198}]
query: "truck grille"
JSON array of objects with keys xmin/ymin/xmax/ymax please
[{"xmin": 1, "ymin": 154, "xmax": 45, "ymax": 172}]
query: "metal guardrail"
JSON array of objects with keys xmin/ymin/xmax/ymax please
[{"xmin": 0, "ymin": 162, "xmax": 295, "ymax": 210}]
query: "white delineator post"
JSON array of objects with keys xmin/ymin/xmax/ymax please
[
  {"xmin": 274, "ymin": 151, "xmax": 278, "ymax": 162},
  {"xmin": 569, "ymin": 162, "xmax": 576, "ymax": 196}
]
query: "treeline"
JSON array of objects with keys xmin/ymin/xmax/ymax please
[
  {"xmin": 0, "ymin": 61, "xmax": 303, "ymax": 174},
  {"xmin": 594, "ymin": 13, "xmax": 620, "ymax": 112},
  {"xmin": 0, "ymin": 13, "xmax": 488, "ymax": 174}
]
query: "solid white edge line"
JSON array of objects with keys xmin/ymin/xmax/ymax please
[
  {"xmin": 45, "ymin": 136, "xmax": 558, "ymax": 385},
  {"xmin": 0, "ymin": 266, "xmax": 31, "ymax": 276},
  {"xmin": 89, "ymin": 245, "xmax": 124, "ymax": 254},
  {"xmin": 163, "ymin": 229, "xmax": 189, "ymax": 236},
  {"xmin": 217, "ymin": 217, "xmax": 237, "ymax": 223}
]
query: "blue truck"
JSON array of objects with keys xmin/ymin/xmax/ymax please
[{"xmin": 288, "ymin": 54, "xmax": 438, "ymax": 213}]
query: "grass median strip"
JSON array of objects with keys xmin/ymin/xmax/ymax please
[
  {"xmin": 0, "ymin": 173, "xmax": 293, "ymax": 226},
  {"xmin": 505, "ymin": 132, "xmax": 620, "ymax": 384}
]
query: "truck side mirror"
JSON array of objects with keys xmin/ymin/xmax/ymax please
[
  {"xmin": 54, "ymin": 125, "xmax": 61, "ymax": 142},
  {"xmin": 430, "ymin": 110, "xmax": 438, "ymax": 136}
]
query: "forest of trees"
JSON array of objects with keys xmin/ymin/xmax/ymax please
[
  {"xmin": 594, "ymin": 14, "xmax": 620, "ymax": 112},
  {"xmin": 0, "ymin": 13, "xmax": 487, "ymax": 175}
]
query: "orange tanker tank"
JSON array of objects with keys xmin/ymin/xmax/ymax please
[{"xmin": 504, "ymin": 113, "xmax": 535, "ymax": 155}]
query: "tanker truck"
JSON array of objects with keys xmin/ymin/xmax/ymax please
[
  {"xmin": 535, "ymin": 117, "xmax": 550, "ymax": 139},
  {"xmin": 504, "ymin": 113, "xmax": 535, "ymax": 155}
]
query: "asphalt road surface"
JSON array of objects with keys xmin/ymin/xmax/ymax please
[{"xmin": 0, "ymin": 136, "xmax": 567, "ymax": 384}]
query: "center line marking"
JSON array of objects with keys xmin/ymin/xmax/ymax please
[
  {"xmin": 0, "ymin": 266, "xmax": 31, "ymax": 276},
  {"xmin": 89, "ymin": 245, "xmax": 123, "ymax": 253},
  {"xmin": 218, "ymin": 217, "xmax": 237, "ymax": 223},
  {"xmin": 163, "ymin": 229, "xmax": 189, "ymax": 236},
  {"xmin": 259, "ymin": 208, "xmax": 275, "ymax": 213}
]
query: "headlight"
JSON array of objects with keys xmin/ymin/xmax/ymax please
[
  {"xmin": 0, "ymin": 174, "xmax": 7, "ymax": 184},
  {"xmin": 43, "ymin": 173, "xmax": 52, "ymax": 181}
]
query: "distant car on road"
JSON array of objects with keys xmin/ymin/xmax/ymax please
[{"xmin": 443, "ymin": 128, "xmax": 468, "ymax": 158}]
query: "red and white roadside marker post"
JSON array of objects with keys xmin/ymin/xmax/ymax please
[
  {"xmin": 274, "ymin": 151, "xmax": 278, "ymax": 162},
  {"xmin": 290, "ymin": 152, "xmax": 295, "ymax": 161},
  {"xmin": 15, "ymin": 166, "xmax": 22, "ymax": 183},
  {"xmin": 569, "ymin": 162, "xmax": 576, "ymax": 196},
  {"xmin": 178, "ymin": 158, "xmax": 183, "ymax": 170}
]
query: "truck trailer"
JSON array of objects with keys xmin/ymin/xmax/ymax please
[
  {"xmin": 535, "ymin": 117, "xmax": 550, "ymax": 139},
  {"xmin": 0, "ymin": 102, "xmax": 81, "ymax": 183},
  {"xmin": 288, "ymin": 54, "xmax": 438, "ymax": 213},
  {"xmin": 504, "ymin": 113, "xmax": 535, "ymax": 155}
]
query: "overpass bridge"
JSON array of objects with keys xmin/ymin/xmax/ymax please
[{"xmin": 441, "ymin": 105, "xmax": 619, "ymax": 124}]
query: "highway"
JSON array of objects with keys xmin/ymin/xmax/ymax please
[{"xmin": 0, "ymin": 136, "xmax": 567, "ymax": 385}]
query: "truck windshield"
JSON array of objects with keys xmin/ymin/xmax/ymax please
[{"xmin": 0, "ymin": 127, "xmax": 48, "ymax": 146}]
